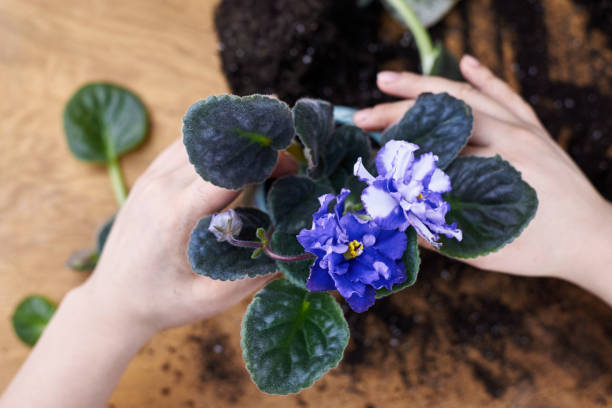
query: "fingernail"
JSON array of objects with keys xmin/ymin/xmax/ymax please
[
  {"xmin": 462, "ymin": 54, "xmax": 480, "ymax": 68},
  {"xmin": 354, "ymin": 109, "xmax": 371, "ymax": 123},
  {"xmin": 377, "ymin": 71, "xmax": 400, "ymax": 83}
]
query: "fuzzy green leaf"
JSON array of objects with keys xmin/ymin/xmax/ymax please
[
  {"xmin": 188, "ymin": 208, "xmax": 277, "ymax": 280},
  {"xmin": 267, "ymin": 175, "xmax": 333, "ymax": 235},
  {"xmin": 325, "ymin": 125, "xmax": 372, "ymax": 177},
  {"xmin": 183, "ymin": 94, "xmax": 294, "ymax": 189},
  {"xmin": 63, "ymin": 83, "xmax": 148, "ymax": 162},
  {"xmin": 12, "ymin": 296, "xmax": 57, "ymax": 346},
  {"xmin": 380, "ymin": 92, "xmax": 473, "ymax": 168},
  {"xmin": 270, "ymin": 231, "xmax": 312, "ymax": 289},
  {"xmin": 440, "ymin": 156, "xmax": 538, "ymax": 258},
  {"xmin": 376, "ymin": 227, "xmax": 420, "ymax": 298},
  {"xmin": 242, "ymin": 279, "xmax": 349, "ymax": 395},
  {"xmin": 293, "ymin": 98, "xmax": 334, "ymax": 179}
]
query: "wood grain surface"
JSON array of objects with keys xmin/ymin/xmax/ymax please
[{"xmin": 1, "ymin": 0, "xmax": 611, "ymax": 407}]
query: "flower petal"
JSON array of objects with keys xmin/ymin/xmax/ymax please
[
  {"xmin": 313, "ymin": 194, "xmax": 336, "ymax": 219},
  {"xmin": 371, "ymin": 259, "xmax": 406, "ymax": 290},
  {"xmin": 353, "ymin": 157, "xmax": 375, "ymax": 184},
  {"xmin": 305, "ymin": 261, "xmax": 336, "ymax": 291},
  {"xmin": 426, "ymin": 220, "xmax": 463, "ymax": 241},
  {"xmin": 345, "ymin": 287, "xmax": 376, "ymax": 313},
  {"xmin": 372, "ymin": 228, "xmax": 407, "ymax": 260},
  {"xmin": 412, "ymin": 152, "xmax": 437, "ymax": 181},
  {"xmin": 427, "ymin": 168, "xmax": 451, "ymax": 193},
  {"xmin": 362, "ymin": 186, "xmax": 407, "ymax": 230},
  {"xmin": 376, "ymin": 140, "xmax": 418, "ymax": 179},
  {"xmin": 334, "ymin": 189, "xmax": 351, "ymax": 220},
  {"xmin": 406, "ymin": 212, "xmax": 440, "ymax": 248}
]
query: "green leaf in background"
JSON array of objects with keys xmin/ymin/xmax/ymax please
[
  {"xmin": 96, "ymin": 216, "xmax": 115, "ymax": 255},
  {"xmin": 241, "ymin": 279, "xmax": 349, "ymax": 395},
  {"xmin": 380, "ymin": 93, "xmax": 473, "ymax": 168},
  {"xmin": 188, "ymin": 207, "xmax": 277, "ymax": 280},
  {"xmin": 12, "ymin": 295, "xmax": 57, "ymax": 347},
  {"xmin": 65, "ymin": 248, "xmax": 98, "ymax": 271},
  {"xmin": 383, "ymin": 0, "xmax": 460, "ymax": 28},
  {"xmin": 267, "ymin": 175, "xmax": 333, "ymax": 235},
  {"xmin": 439, "ymin": 156, "xmax": 538, "ymax": 258},
  {"xmin": 429, "ymin": 42, "xmax": 463, "ymax": 80},
  {"xmin": 66, "ymin": 216, "xmax": 115, "ymax": 272},
  {"xmin": 270, "ymin": 231, "xmax": 312, "ymax": 289},
  {"xmin": 376, "ymin": 226, "xmax": 420, "ymax": 298},
  {"xmin": 293, "ymin": 98, "xmax": 334, "ymax": 179},
  {"xmin": 63, "ymin": 83, "xmax": 149, "ymax": 163},
  {"xmin": 64, "ymin": 82, "xmax": 149, "ymax": 204},
  {"xmin": 183, "ymin": 95, "xmax": 294, "ymax": 189}
]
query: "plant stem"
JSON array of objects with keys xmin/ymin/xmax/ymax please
[
  {"xmin": 107, "ymin": 157, "xmax": 127, "ymax": 205},
  {"xmin": 385, "ymin": 0, "xmax": 436, "ymax": 74},
  {"xmin": 227, "ymin": 237, "xmax": 315, "ymax": 262}
]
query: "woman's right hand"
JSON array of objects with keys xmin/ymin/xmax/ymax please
[{"xmin": 352, "ymin": 55, "xmax": 612, "ymax": 304}]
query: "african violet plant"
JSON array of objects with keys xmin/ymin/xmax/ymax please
[{"xmin": 183, "ymin": 92, "xmax": 537, "ymax": 394}]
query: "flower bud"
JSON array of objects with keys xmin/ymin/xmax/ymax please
[{"xmin": 208, "ymin": 209, "xmax": 243, "ymax": 242}]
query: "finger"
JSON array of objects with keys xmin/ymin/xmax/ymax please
[
  {"xmin": 271, "ymin": 151, "xmax": 299, "ymax": 178},
  {"xmin": 183, "ymin": 179, "xmax": 240, "ymax": 225},
  {"xmin": 354, "ymin": 99, "xmax": 495, "ymax": 147},
  {"xmin": 459, "ymin": 145, "xmax": 492, "ymax": 157},
  {"xmin": 146, "ymin": 138, "xmax": 188, "ymax": 175},
  {"xmin": 459, "ymin": 55, "xmax": 542, "ymax": 126},
  {"xmin": 376, "ymin": 71, "xmax": 520, "ymax": 124},
  {"xmin": 353, "ymin": 100, "xmax": 414, "ymax": 131}
]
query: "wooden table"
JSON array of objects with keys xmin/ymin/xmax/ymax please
[{"xmin": 1, "ymin": 1, "xmax": 611, "ymax": 407}]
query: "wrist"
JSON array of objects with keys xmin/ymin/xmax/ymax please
[
  {"xmin": 561, "ymin": 200, "xmax": 612, "ymax": 305},
  {"xmin": 68, "ymin": 283, "xmax": 156, "ymax": 350}
]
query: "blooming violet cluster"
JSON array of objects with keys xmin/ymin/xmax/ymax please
[
  {"xmin": 298, "ymin": 140, "xmax": 462, "ymax": 312},
  {"xmin": 296, "ymin": 189, "xmax": 407, "ymax": 312},
  {"xmin": 354, "ymin": 140, "xmax": 462, "ymax": 247}
]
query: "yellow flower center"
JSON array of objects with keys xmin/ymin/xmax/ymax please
[
  {"xmin": 417, "ymin": 193, "xmax": 425, "ymax": 200},
  {"xmin": 344, "ymin": 240, "xmax": 364, "ymax": 260}
]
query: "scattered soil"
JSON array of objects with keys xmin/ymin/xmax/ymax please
[
  {"xmin": 187, "ymin": 322, "xmax": 248, "ymax": 404},
  {"xmin": 214, "ymin": 0, "xmax": 612, "ymax": 403}
]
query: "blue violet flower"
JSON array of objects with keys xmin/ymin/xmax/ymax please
[
  {"xmin": 354, "ymin": 140, "xmax": 462, "ymax": 248},
  {"xmin": 297, "ymin": 189, "xmax": 407, "ymax": 312}
]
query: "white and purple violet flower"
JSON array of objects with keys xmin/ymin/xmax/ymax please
[
  {"xmin": 354, "ymin": 140, "xmax": 462, "ymax": 248},
  {"xmin": 298, "ymin": 140, "xmax": 462, "ymax": 312}
]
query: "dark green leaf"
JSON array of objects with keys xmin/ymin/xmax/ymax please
[
  {"xmin": 270, "ymin": 231, "xmax": 312, "ymax": 289},
  {"xmin": 96, "ymin": 216, "xmax": 115, "ymax": 254},
  {"xmin": 188, "ymin": 208, "xmax": 277, "ymax": 280},
  {"xmin": 380, "ymin": 92, "xmax": 473, "ymax": 168},
  {"xmin": 183, "ymin": 94, "xmax": 294, "ymax": 189},
  {"xmin": 267, "ymin": 175, "xmax": 333, "ymax": 235},
  {"xmin": 241, "ymin": 279, "xmax": 349, "ymax": 394},
  {"xmin": 439, "ymin": 156, "xmax": 538, "ymax": 258},
  {"xmin": 293, "ymin": 98, "xmax": 334, "ymax": 179},
  {"xmin": 429, "ymin": 42, "xmax": 463, "ymax": 80},
  {"xmin": 63, "ymin": 83, "xmax": 148, "ymax": 162},
  {"xmin": 383, "ymin": 0, "xmax": 460, "ymax": 28},
  {"xmin": 12, "ymin": 295, "xmax": 57, "ymax": 346},
  {"xmin": 325, "ymin": 125, "xmax": 371, "ymax": 177},
  {"xmin": 332, "ymin": 106, "xmax": 382, "ymax": 144},
  {"xmin": 376, "ymin": 227, "xmax": 420, "ymax": 298}
]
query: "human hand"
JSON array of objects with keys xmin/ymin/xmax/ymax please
[
  {"xmin": 76, "ymin": 139, "xmax": 296, "ymax": 340},
  {"xmin": 352, "ymin": 55, "xmax": 612, "ymax": 302}
]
